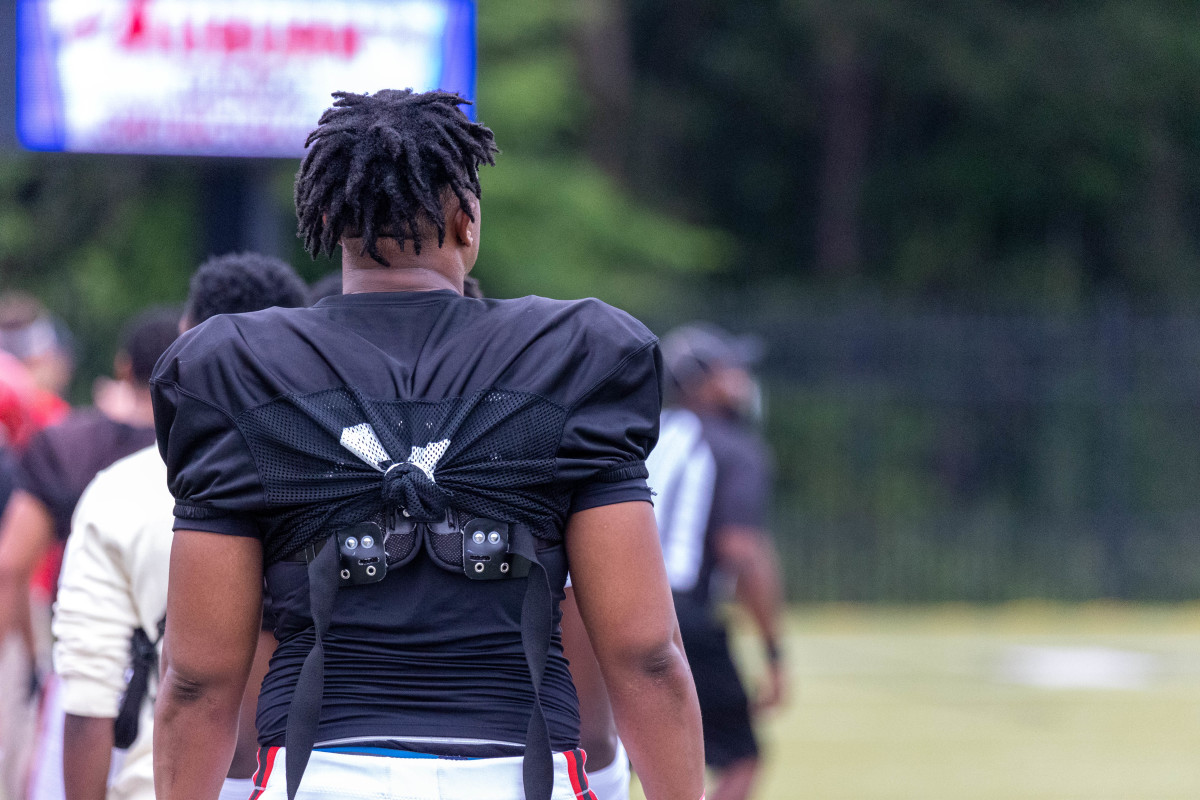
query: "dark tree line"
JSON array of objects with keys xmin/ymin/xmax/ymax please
[{"xmin": 585, "ymin": 0, "xmax": 1200, "ymax": 307}]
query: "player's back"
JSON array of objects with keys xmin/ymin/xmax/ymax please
[{"xmin": 152, "ymin": 289, "xmax": 661, "ymax": 754}]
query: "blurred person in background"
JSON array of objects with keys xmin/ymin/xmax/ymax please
[
  {"xmin": 0, "ymin": 309, "xmax": 179, "ymax": 800},
  {"xmin": 0, "ymin": 350, "xmax": 68, "ymax": 453},
  {"xmin": 53, "ymin": 252, "xmax": 309, "ymax": 800},
  {"xmin": 0, "ymin": 294, "xmax": 73, "ymax": 798},
  {"xmin": 0, "ymin": 293, "xmax": 74, "ymax": 658},
  {"xmin": 646, "ymin": 324, "xmax": 786, "ymax": 800},
  {"xmin": 0, "ymin": 295, "xmax": 75, "ymax": 800},
  {"xmin": 0, "ymin": 293, "xmax": 74, "ymax": 410}
]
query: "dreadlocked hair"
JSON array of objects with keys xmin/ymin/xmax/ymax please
[{"xmin": 295, "ymin": 89, "xmax": 499, "ymax": 265}]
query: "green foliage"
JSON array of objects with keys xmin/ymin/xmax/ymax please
[
  {"xmin": 0, "ymin": 155, "xmax": 197, "ymax": 400},
  {"xmin": 472, "ymin": 2, "xmax": 730, "ymax": 314},
  {"xmin": 478, "ymin": 154, "xmax": 728, "ymax": 315},
  {"xmin": 627, "ymin": 0, "xmax": 1200, "ymax": 305}
]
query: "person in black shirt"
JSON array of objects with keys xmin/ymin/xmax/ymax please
[
  {"xmin": 646, "ymin": 324, "xmax": 786, "ymax": 800},
  {"xmin": 151, "ymin": 89, "xmax": 703, "ymax": 800}
]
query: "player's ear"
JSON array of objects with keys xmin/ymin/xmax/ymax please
[{"xmin": 452, "ymin": 199, "xmax": 478, "ymax": 248}]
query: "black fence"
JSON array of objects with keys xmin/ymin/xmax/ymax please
[{"xmin": 657, "ymin": 294, "xmax": 1200, "ymax": 602}]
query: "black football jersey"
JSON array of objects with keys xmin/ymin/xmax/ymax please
[{"xmin": 151, "ymin": 289, "xmax": 661, "ymax": 751}]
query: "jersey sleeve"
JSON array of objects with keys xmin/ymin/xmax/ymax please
[
  {"xmin": 569, "ymin": 477, "xmax": 652, "ymax": 514},
  {"xmin": 151, "ymin": 339, "xmax": 268, "ymax": 538},
  {"xmin": 557, "ymin": 337, "xmax": 662, "ymax": 500}
]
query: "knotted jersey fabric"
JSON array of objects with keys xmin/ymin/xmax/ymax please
[{"xmin": 150, "ymin": 290, "xmax": 661, "ymax": 754}]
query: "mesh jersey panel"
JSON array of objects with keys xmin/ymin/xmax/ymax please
[
  {"xmin": 384, "ymin": 519, "xmax": 419, "ymax": 565},
  {"xmin": 237, "ymin": 385, "xmax": 570, "ymax": 565},
  {"xmin": 426, "ymin": 525, "xmax": 464, "ymax": 568}
]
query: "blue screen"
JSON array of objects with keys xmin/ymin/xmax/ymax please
[{"xmin": 17, "ymin": 0, "xmax": 476, "ymax": 157}]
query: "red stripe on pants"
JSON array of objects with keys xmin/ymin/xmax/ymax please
[
  {"xmin": 564, "ymin": 749, "xmax": 597, "ymax": 800},
  {"xmin": 249, "ymin": 747, "xmax": 281, "ymax": 800}
]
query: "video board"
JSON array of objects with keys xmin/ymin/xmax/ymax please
[{"xmin": 16, "ymin": 0, "xmax": 476, "ymax": 157}]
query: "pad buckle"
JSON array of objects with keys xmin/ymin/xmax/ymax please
[
  {"xmin": 337, "ymin": 521, "xmax": 387, "ymax": 585},
  {"xmin": 462, "ymin": 518, "xmax": 529, "ymax": 580}
]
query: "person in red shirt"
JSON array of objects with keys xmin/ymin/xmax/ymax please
[
  {"xmin": 0, "ymin": 293, "xmax": 74, "ymax": 407},
  {"xmin": 0, "ymin": 296, "xmax": 72, "ymax": 800}
]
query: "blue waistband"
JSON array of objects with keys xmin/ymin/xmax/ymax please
[{"xmin": 316, "ymin": 746, "xmax": 479, "ymax": 760}]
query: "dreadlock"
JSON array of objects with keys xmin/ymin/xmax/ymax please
[{"xmin": 295, "ymin": 89, "xmax": 499, "ymax": 265}]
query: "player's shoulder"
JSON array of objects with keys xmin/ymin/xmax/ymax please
[
  {"xmin": 154, "ymin": 313, "xmax": 235, "ymax": 377},
  {"xmin": 151, "ymin": 308, "xmax": 310, "ymax": 404},
  {"xmin": 490, "ymin": 295, "xmax": 656, "ymax": 359},
  {"xmin": 481, "ymin": 296, "xmax": 659, "ymax": 404},
  {"xmin": 157, "ymin": 307, "xmax": 298, "ymax": 364},
  {"xmin": 498, "ymin": 294, "xmax": 651, "ymax": 334}
]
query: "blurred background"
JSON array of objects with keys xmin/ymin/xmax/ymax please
[
  {"xmin": 8, "ymin": 0, "xmax": 1200, "ymax": 602},
  {"xmin": 3, "ymin": 2, "xmax": 1200, "ymax": 797}
]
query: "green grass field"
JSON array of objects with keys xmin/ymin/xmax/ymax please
[{"xmin": 634, "ymin": 604, "xmax": 1200, "ymax": 799}]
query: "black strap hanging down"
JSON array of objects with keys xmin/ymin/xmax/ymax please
[
  {"xmin": 285, "ymin": 539, "xmax": 339, "ymax": 800},
  {"xmin": 282, "ymin": 524, "xmax": 555, "ymax": 800},
  {"xmin": 113, "ymin": 615, "xmax": 166, "ymax": 750},
  {"xmin": 509, "ymin": 529, "xmax": 554, "ymax": 800}
]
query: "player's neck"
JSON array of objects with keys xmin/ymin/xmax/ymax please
[
  {"xmin": 342, "ymin": 267, "xmax": 461, "ymax": 295},
  {"xmin": 341, "ymin": 236, "xmax": 466, "ymax": 295}
]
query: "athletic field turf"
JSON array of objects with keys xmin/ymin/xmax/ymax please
[{"xmin": 633, "ymin": 603, "xmax": 1200, "ymax": 799}]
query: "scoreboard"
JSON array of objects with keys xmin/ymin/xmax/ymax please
[{"xmin": 16, "ymin": 0, "xmax": 476, "ymax": 157}]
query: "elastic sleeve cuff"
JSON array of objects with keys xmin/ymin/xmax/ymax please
[
  {"xmin": 593, "ymin": 460, "xmax": 649, "ymax": 483},
  {"xmin": 569, "ymin": 476, "xmax": 652, "ymax": 515},
  {"xmin": 58, "ymin": 675, "xmax": 121, "ymax": 719},
  {"xmin": 172, "ymin": 507, "xmax": 260, "ymax": 538}
]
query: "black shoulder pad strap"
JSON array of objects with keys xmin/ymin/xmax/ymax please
[
  {"xmin": 281, "ymin": 526, "xmax": 555, "ymax": 800},
  {"xmin": 509, "ymin": 526, "xmax": 554, "ymax": 800},
  {"xmin": 285, "ymin": 537, "xmax": 339, "ymax": 800}
]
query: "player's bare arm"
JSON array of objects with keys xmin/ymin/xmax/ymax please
[
  {"xmin": 62, "ymin": 715, "xmax": 115, "ymax": 800},
  {"xmin": 154, "ymin": 530, "xmax": 262, "ymax": 800},
  {"xmin": 567, "ymin": 501, "xmax": 705, "ymax": 800}
]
